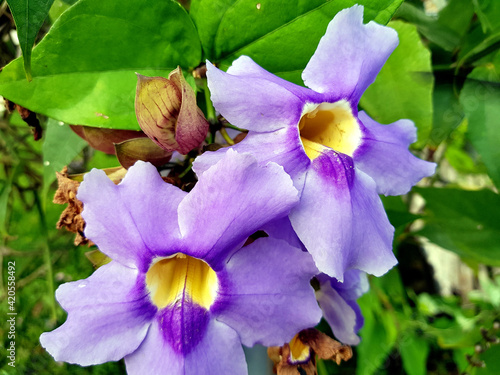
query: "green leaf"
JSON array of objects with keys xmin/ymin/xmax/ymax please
[
  {"xmin": 399, "ymin": 332, "xmax": 430, "ymax": 375},
  {"xmin": 6, "ymin": 0, "xmax": 55, "ymax": 81},
  {"xmin": 460, "ymin": 54, "xmax": 500, "ymax": 188},
  {"xmin": 42, "ymin": 119, "xmax": 87, "ymax": 194},
  {"xmin": 0, "ymin": 0, "xmax": 201, "ymax": 130},
  {"xmin": 416, "ymin": 187, "xmax": 500, "ymax": 266},
  {"xmin": 394, "ymin": 2, "xmax": 465, "ymax": 52},
  {"xmin": 357, "ymin": 288, "xmax": 398, "ymax": 375},
  {"xmin": 193, "ymin": 0, "xmax": 404, "ymax": 83},
  {"xmin": 429, "ymin": 75, "xmax": 464, "ymax": 146},
  {"xmin": 360, "ymin": 21, "xmax": 433, "ymax": 148},
  {"xmin": 473, "ymin": 0, "xmax": 500, "ymax": 34}
]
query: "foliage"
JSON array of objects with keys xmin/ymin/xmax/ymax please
[{"xmin": 1, "ymin": 0, "xmax": 500, "ymax": 374}]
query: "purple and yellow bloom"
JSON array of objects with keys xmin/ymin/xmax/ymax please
[
  {"xmin": 40, "ymin": 151, "xmax": 322, "ymax": 374},
  {"xmin": 196, "ymin": 5, "xmax": 436, "ymax": 281},
  {"xmin": 316, "ymin": 270, "xmax": 369, "ymax": 345}
]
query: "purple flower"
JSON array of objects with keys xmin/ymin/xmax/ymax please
[
  {"xmin": 196, "ymin": 5, "xmax": 436, "ymax": 281},
  {"xmin": 316, "ymin": 270, "xmax": 369, "ymax": 345},
  {"xmin": 40, "ymin": 151, "xmax": 322, "ymax": 374}
]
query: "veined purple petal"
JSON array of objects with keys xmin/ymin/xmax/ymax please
[
  {"xmin": 289, "ymin": 150, "xmax": 396, "ymax": 280},
  {"xmin": 193, "ymin": 127, "xmax": 310, "ymax": 188},
  {"xmin": 157, "ymin": 302, "xmax": 210, "ymax": 355},
  {"xmin": 40, "ymin": 262, "xmax": 155, "ymax": 365},
  {"xmin": 125, "ymin": 318, "xmax": 247, "ymax": 375},
  {"xmin": 213, "ymin": 237, "xmax": 322, "ymax": 347},
  {"xmin": 78, "ymin": 162, "xmax": 186, "ymax": 271},
  {"xmin": 206, "ymin": 61, "xmax": 304, "ymax": 132},
  {"xmin": 302, "ymin": 5, "xmax": 398, "ymax": 104},
  {"xmin": 179, "ymin": 150, "xmax": 299, "ymax": 265},
  {"xmin": 354, "ymin": 112, "xmax": 436, "ymax": 195}
]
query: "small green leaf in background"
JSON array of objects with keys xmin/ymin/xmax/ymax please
[
  {"xmin": 399, "ymin": 332, "xmax": 430, "ymax": 375},
  {"xmin": 460, "ymin": 53, "xmax": 500, "ymax": 189},
  {"xmin": 360, "ymin": 21, "xmax": 433, "ymax": 148},
  {"xmin": 6, "ymin": 0, "xmax": 55, "ymax": 81},
  {"xmin": 416, "ymin": 187, "xmax": 500, "ymax": 266},
  {"xmin": 42, "ymin": 119, "xmax": 87, "ymax": 195},
  {"xmin": 0, "ymin": 0, "xmax": 201, "ymax": 131},
  {"xmin": 192, "ymin": 0, "xmax": 404, "ymax": 84}
]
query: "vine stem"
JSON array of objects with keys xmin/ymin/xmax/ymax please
[
  {"xmin": 203, "ymin": 80, "xmax": 217, "ymax": 123},
  {"xmin": 34, "ymin": 191, "xmax": 57, "ymax": 323}
]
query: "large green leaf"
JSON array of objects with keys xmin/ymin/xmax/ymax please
[
  {"xmin": 416, "ymin": 187, "xmax": 500, "ymax": 266},
  {"xmin": 460, "ymin": 54, "xmax": 500, "ymax": 189},
  {"xmin": 360, "ymin": 21, "xmax": 433, "ymax": 148},
  {"xmin": 0, "ymin": 0, "xmax": 201, "ymax": 130},
  {"xmin": 6, "ymin": 0, "xmax": 55, "ymax": 80},
  {"xmin": 192, "ymin": 0, "xmax": 404, "ymax": 83}
]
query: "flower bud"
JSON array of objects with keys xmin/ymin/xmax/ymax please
[
  {"xmin": 70, "ymin": 125, "xmax": 147, "ymax": 155},
  {"xmin": 135, "ymin": 68, "xmax": 209, "ymax": 154},
  {"xmin": 114, "ymin": 137, "xmax": 172, "ymax": 169}
]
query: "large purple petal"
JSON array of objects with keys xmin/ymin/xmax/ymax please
[
  {"xmin": 206, "ymin": 61, "xmax": 304, "ymax": 132},
  {"xmin": 179, "ymin": 150, "xmax": 299, "ymax": 265},
  {"xmin": 316, "ymin": 281, "xmax": 361, "ymax": 345},
  {"xmin": 40, "ymin": 261, "xmax": 155, "ymax": 365},
  {"xmin": 125, "ymin": 318, "xmax": 247, "ymax": 375},
  {"xmin": 213, "ymin": 237, "xmax": 321, "ymax": 347},
  {"xmin": 226, "ymin": 56, "xmax": 323, "ymax": 103},
  {"xmin": 193, "ymin": 126, "xmax": 310, "ymax": 187},
  {"xmin": 78, "ymin": 162, "xmax": 186, "ymax": 271},
  {"xmin": 354, "ymin": 112, "xmax": 436, "ymax": 195},
  {"xmin": 289, "ymin": 150, "xmax": 397, "ymax": 280},
  {"xmin": 302, "ymin": 5, "xmax": 398, "ymax": 104}
]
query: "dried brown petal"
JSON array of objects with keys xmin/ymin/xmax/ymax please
[
  {"xmin": 53, "ymin": 167, "xmax": 89, "ymax": 246},
  {"xmin": 299, "ymin": 329, "xmax": 353, "ymax": 365},
  {"xmin": 135, "ymin": 68, "xmax": 209, "ymax": 154},
  {"xmin": 268, "ymin": 329, "xmax": 352, "ymax": 375}
]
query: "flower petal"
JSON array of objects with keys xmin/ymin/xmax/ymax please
[
  {"xmin": 289, "ymin": 150, "xmax": 397, "ymax": 280},
  {"xmin": 40, "ymin": 261, "xmax": 155, "ymax": 365},
  {"xmin": 206, "ymin": 61, "xmax": 305, "ymax": 132},
  {"xmin": 316, "ymin": 281, "xmax": 361, "ymax": 345},
  {"xmin": 227, "ymin": 56, "xmax": 322, "ymax": 102},
  {"xmin": 213, "ymin": 237, "xmax": 322, "ymax": 347},
  {"xmin": 262, "ymin": 216, "xmax": 306, "ymax": 251},
  {"xmin": 302, "ymin": 5, "xmax": 398, "ymax": 104},
  {"xmin": 354, "ymin": 111, "xmax": 436, "ymax": 195},
  {"xmin": 193, "ymin": 126, "xmax": 310, "ymax": 186},
  {"xmin": 179, "ymin": 150, "xmax": 299, "ymax": 264},
  {"xmin": 125, "ymin": 318, "xmax": 247, "ymax": 375},
  {"xmin": 78, "ymin": 161, "xmax": 186, "ymax": 270}
]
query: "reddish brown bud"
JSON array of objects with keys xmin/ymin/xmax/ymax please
[
  {"xmin": 135, "ymin": 67, "xmax": 209, "ymax": 154},
  {"xmin": 70, "ymin": 125, "xmax": 147, "ymax": 155}
]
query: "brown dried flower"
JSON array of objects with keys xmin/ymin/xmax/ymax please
[
  {"xmin": 268, "ymin": 329, "xmax": 353, "ymax": 375},
  {"xmin": 53, "ymin": 167, "xmax": 89, "ymax": 246}
]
